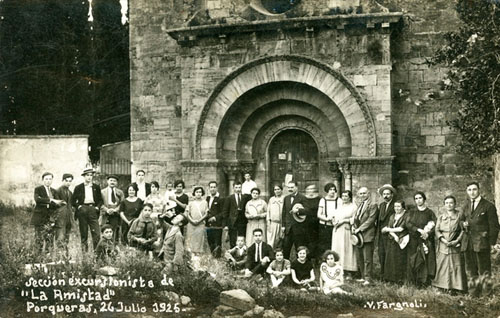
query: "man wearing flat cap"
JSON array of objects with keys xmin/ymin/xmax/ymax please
[
  {"xmin": 377, "ymin": 184, "xmax": 396, "ymax": 279},
  {"xmin": 100, "ymin": 175, "xmax": 124, "ymax": 242},
  {"xmin": 31, "ymin": 172, "xmax": 65, "ymax": 254},
  {"xmin": 54, "ymin": 173, "xmax": 74, "ymax": 255},
  {"xmin": 72, "ymin": 167, "xmax": 103, "ymax": 252}
]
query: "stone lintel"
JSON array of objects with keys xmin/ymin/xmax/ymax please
[{"xmin": 167, "ymin": 13, "xmax": 403, "ymax": 44}]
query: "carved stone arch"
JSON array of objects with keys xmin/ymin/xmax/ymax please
[
  {"xmin": 253, "ymin": 117, "xmax": 329, "ymax": 162},
  {"xmin": 195, "ymin": 55, "xmax": 377, "ymax": 160}
]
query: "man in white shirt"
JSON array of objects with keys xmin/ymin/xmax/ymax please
[
  {"xmin": 242, "ymin": 173, "xmax": 257, "ymax": 195},
  {"xmin": 132, "ymin": 169, "xmax": 151, "ymax": 201},
  {"xmin": 206, "ymin": 181, "xmax": 225, "ymax": 257},
  {"xmin": 100, "ymin": 175, "xmax": 125, "ymax": 241}
]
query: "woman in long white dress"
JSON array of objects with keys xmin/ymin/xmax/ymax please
[
  {"xmin": 267, "ymin": 185, "xmax": 284, "ymax": 249},
  {"xmin": 331, "ymin": 190, "xmax": 358, "ymax": 275},
  {"xmin": 245, "ymin": 187, "xmax": 267, "ymax": 246},
  {"xmin": 184, "ymin": 186, "xmax": 210, "ymax": 255}
]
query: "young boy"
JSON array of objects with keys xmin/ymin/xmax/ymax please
[
  {"xmin": 224, "ymin": 235, "xmax": 247, "ymax": 271},
  {"xmin": 95, "ymin": 225, "xmax": 119, "ymax": 264},
  {"xmin": 266, "ymin": 248, "xmax": 291, "ymax": 288}
]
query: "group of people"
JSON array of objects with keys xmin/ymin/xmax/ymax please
[{"xmin": 32, "ymin": 167, "xmax": 499, "ymax": 294}]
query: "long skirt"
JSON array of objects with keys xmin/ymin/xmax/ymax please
[
  {"xmin": 267, "ymin": 221, "xmax": 281, "ymax": 249},
  {"xmin": 331, "ymin": 224, "xmax": 357, "ymax": 271},
  {"xmin": 432, "ymin": 251, "xmax": 467, "ymax": 291},
  {"xmin": 246, "ymin": 219, "xmax": 266, "ymax": 246},
  {"xmin": 185, "ymin": 222, "xmax": 209, "ymax": 254},
  {"xmin": 384, "ymin": 239, "xmax": 407, "ymax": 283}
]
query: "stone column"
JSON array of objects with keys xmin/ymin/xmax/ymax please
[
  {"xmin": 328, "ymin": 161, "xmax": 343, "ymax": 192},
  {"xmin": 340, "ymin": 162, "xmax": 352, "ymax": 192},
  {"xmin": 223, "ymin": 163, "xmax": 241, "ymax": 194}
]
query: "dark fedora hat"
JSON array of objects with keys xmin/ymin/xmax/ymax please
[
  {"xmin": 350, "ymin": 231, "xmax": 364, "ymax": 248},
  {"xmin": 106, "ymin": 174, "xmax": 119, "ymax": 180}
]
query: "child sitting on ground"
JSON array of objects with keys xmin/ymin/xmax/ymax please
[
  {"xmin": 319, "ymin": 250, "xmax": 352, "ymax": 295},
  {"xmin": 224, "ymin": 235, "xmax": 247, "ymax": 271},
  {"xmin": 266, "ymin": 248, "xmax": 291, "ymax": 288},
  {"xmin": 291, "ymin": 246, "xmax": 317, "ymax": 291},
  {"xmin": 95, "ymin": 224, "xmax": 119, "ymax": 264}
]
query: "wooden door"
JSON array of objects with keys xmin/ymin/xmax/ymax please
[{"xmin": 269, "ymin": 129, "xmax": 319, "ymax": 193}]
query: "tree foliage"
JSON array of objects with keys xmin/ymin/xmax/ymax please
[
  {"xmin": 434, "ymin": 0, "xmax": 500, "ymax": 158},
  {"xmin": 0, "ymin": 0, "xmax": 129, "ymax": 160}
]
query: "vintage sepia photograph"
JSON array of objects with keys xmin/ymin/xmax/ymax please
[{"xmin": 0, "ymin": 0, "xmax": 500, "ymax": 317}]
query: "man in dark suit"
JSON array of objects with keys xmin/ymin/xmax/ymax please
[
  {"xmin": 31, "ymin": 172, "xmax": 65, "ymax": 254},
  {"xmin": 100, "ymin": 175, "xmax": 125, "ymax": 242},
  {"xmin": 281, "ymin": 180, "xmax": 308, "ymax": 260},
  {"xmin": 377, "ymin": 184, "xmax": 396, "ymax": 279},
  {"xmin": 224, "ymin": 181, "xmax": 249, "ymax": 247},
  {"xmin": 54, "ymin": 173, "xmax": 74, "ymax": 255},
  {"xmin": 206, "ymin": 181, "xmax": 225, "ymax": 257},
  {"xmin": 72, "ymin": 167, "xmax": 103, "ymax": 252},
  {"xmin": 463, "ymin": 181, "xmax": 500, "ymax": 277},
  {"xmin": 351, "ymin": 186, "xmax": 378, "ymax": 285},
  {"xmin": 132, "ymin": 169, "xmax": 151, "ymax": 201},
  {"xmin": 244, "ymin": 228, "xmax": 274, "ymax": 278}
]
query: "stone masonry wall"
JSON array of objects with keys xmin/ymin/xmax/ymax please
[
  {"xmin": 130, "ymin": 0, "xmax": 495, "ymax": 205},
  {"xmin": 384, "ymin": 0, "xmax": 494, "ymax": 212}
]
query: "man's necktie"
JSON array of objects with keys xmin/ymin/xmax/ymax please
[
  {"xmin": 471, "ymin": 199, "xmax": 475, "ymax": 213},
  {"xmin": 356, "ymin": 201, "xmax": 365, "ymax": 220},
  {"xmin": 111, "ymin": 188, "xmax": 117, "ymax": 204},
  {"xmin": 46, "ymin": 187, "xmax": 53, "ymax": 199}
]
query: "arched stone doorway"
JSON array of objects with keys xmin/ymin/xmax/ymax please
[
  {"xmin": 268, "ymin": 129, "xmax": 319, "ymax": 193},
  {"xmin": 188, "ymin": 55, "xmax": 393, "ymax": 196}
]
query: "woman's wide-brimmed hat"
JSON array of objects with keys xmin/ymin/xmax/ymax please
[{"xmin": 378, "ymin": 184, "xmax": 396, "ymax": 196}]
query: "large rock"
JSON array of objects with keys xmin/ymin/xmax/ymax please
[
  {"xmin": 337, "ymin": 314, "xmax": 354, "ymax": 318},
  {"xmin": 253, "ymin": 305, "xmax": 265, "ymax": 315},
  {"xmin": 262, "ymin": 309, "xmax": 285, "ymax": 318},
  {"xmin": 220, "ymin": 289, "xmax": 256, "ymax": 311}
]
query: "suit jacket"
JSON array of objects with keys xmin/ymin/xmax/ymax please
[
  {"xmin": 378, "ymin": 200, "xmax": 395, "ymax": 234},
  {"xmin": 206, "ymin": 195, "xmax": 225, "ymax": 228},
  {"xmin": 71, "ymin": 183, "xmax": 103, "ymax": 213},
  {"xmin": 100, "ymin": 187, "xmax": 125, "ymax": 216},
  {"xmin": 31, "ymin": 185, "xmax": 59, "ymax": 226},
  {"xmin": 463, "ymin": 197, "xmax": 499, "ymax": 252},
  {"xmin": 353, "ymin": 199, "xmax": 378, "ymax": 243},
  {"xmin": 132, "ymin": 182, "xmax": 151, "ymax": 198},
  {"xmin": 223, "ymin": 193, "xmax": 249, "ymax": 228},
  {"xmin": 281, "ymin": 192, "xmax": 307, "ymax": 234},
  {"xmin": 246, "ymin": 241, "xmax": 274, "ymax": 269}
]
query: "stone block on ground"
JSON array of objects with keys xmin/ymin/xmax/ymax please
[
  {"xmin": 220, "ymin": 289, "xmax": 256, "ymax": 311},
  {"xmin": 262, "ymin": 309, "xmax": 285, "ymax": 318},
  {"xmin": 337, "ymin": 314, "xmax": 354, "ymax": 318},
  {"xmin": 213, "ymin": 305, "xmax": 243, "ymax": 316},
  {"xmin": 181, "ymin": 295, "xmax": 191, "ymax": 306},
  {"xmin": 253, "ymin": 305, "xmax": 265, "ymax": 315}
]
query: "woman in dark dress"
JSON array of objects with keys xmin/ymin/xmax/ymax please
[
  {"xmin": 406, "ymin": 191, "xmax": 437, "ymax": 287},
  {"xmin": 119, "ymin": 184, "xmax": 143, "ymax": 245},
  {"xmin": 382, "ymin": 200, "xmax": 409, "ymax": 284}
]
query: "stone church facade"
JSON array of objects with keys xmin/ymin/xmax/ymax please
[{"xmin": 129, "ymin": 0, "xmax": 493, "ymax": 207}]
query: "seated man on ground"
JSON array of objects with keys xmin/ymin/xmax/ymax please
[{"xmin": 244, "ymin": 228, "xmax": 274, "ymax": 280}]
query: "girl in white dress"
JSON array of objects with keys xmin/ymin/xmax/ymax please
[
  {"xmin": 331, "ymin": 190, "xmax": 358, "ymax": 274},
  {"xmin": 185, "ymin": 186, "xmax": 210, "ymax": 255},
  {"xmin": 245, "ymin": 188, "xmax": 267, "ymax": 246},
  {"xmin": 320, "ymin": 250, "xmax": 351, "ymax": 295},
  {"xmin": 266, "ymin": 184, "xmax": 284, "ymax": 249}
]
